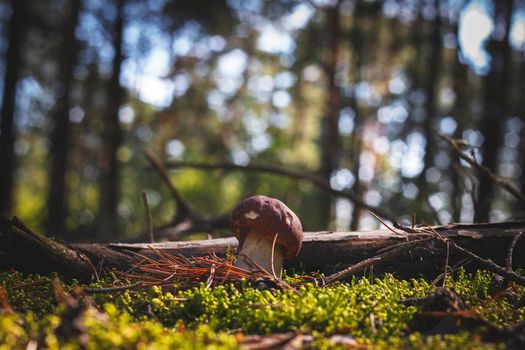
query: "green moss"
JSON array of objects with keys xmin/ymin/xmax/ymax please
[{"xmin": 0, "ymin": 269, "xmax": 523, "ymax": 349}]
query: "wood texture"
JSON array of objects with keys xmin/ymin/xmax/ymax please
[{"xmin": 1, "ymin": 214, "xmax": 525, "ymax": 280}]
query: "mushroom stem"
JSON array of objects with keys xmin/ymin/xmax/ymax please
[{"xmin": 235, "ymin": 229, "xmax": 284, "ymax": 278}]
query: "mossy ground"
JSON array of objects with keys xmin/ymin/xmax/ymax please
[{"xmin": 0, "ymin": 269, "xmax": 523, "ymax": 349}]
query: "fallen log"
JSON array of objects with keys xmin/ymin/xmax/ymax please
[{"xmin": 1, "ymin": 214, "xmax": 524, "ymax": 280}]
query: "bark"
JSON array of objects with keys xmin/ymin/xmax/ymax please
[
  {"xmin": 0, "ymin": 0, "xmax": 24, "ymax": 214},
  {"xmin": 0, "ymin": 215, "xmax": 94, "ymax": 278},
  {"xmin": 475, "ymin": 0, "xmax": 514, "ymax": 222},
  {"xmin": 1, "ymin": 214, "xmax": 525, "ymax": 280},
  {"xmin": 46, "ymin": 0, "xmax": 82, "ymax": 235},
  {"xmin": 318, "ymin": 1, "xmax": 343, "ymax": 229},
  {"xmin": 97, "ymin": 0, "xmax": 125, "ymax": 239}
]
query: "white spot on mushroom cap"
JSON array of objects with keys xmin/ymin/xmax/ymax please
[
  {"xmin": 244, "ymin": 211, "xmax": 260, "ymax": 220},
  {"xmin": 285, "ymin": 212, "xmax": 292, "ymax": 225}
]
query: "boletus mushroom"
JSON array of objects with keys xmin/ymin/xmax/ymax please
[{"xmin": 230, "ymin": 195, "xmax": 303, "ymax": 277}]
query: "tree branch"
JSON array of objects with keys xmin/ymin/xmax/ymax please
[
  {"xmin": 164, "ymin": 160, "xmax": 395, "ymax": 222},
  {"xmin": 144, "ymin": 149, "xmax": 192, "ymax": 219},
  {"xmin": 140, "ymin": 150, "xmax": 230, "ymax": 241},
  {"xmin": 439, "ymin": 134, "xmax": 525, "ymax": 202}
]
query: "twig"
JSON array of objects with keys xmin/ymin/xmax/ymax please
[
  {"xmin": 64, "ymin": 242, "xmax": 99, "ymax": 281},
  {"xmin": 143, "ymin": 149, "xmax": 192, "ymax": 219},
  {"xmin": 393, "ymin": 221, "xmax": 418, "ymax": 233},
  {"xmin": 439, "ymin": 134, "xmax": 525, "ymax": 202},
  {"xmin": 141, "ymin": 150, "xmax": 231, "ymax": 241},
  {"xmin": 368, "ymin": 211, "xmax": 404, "ymax": 235},
  {"xmin": 83, "ymin": 282, "xmax": 144, "ymax": 294},
  {"xmin": 442, "ymin": 241, "xmax": 449, "ymax": 287},
  {"xmin": 7, "ymin": 280, "xmax": 51, "ymax": 290},
  {"xmin": 425, "ymin": 227, "xmax": 525, "ymax": 287},
  {"xmin": 165, "ymin": 160, "xmax": 395, "ymax": 222},
  {"xmin": 0, "ymin": 286, "xmax": 13, "ymax": 313},
  {"xmin": 376, "ymin": 237, "xmax": 431, "ymax": 254},
  {"xmin": 142, "ymin": 191, "xmax": 155, "ymax": 243},
  {"xmin": 324, "ymin": 238, "xmax": 430, "ymax": 284},
  {"xmin": 506, "ymin": 232, "xmax": 523, "ymax": 271},
  {"xmin": 271, "ymin": 233, "xmax": 279, "ymax": 279},
  {"xmin": 432, "ymin": 257, "xmax": 471, "ymax": 285}
]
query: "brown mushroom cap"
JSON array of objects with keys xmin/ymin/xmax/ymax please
[{"xmin": 230, "ymin": 195, "xmax": 303, "ymax": 258}]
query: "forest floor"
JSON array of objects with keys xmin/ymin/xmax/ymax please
[{"xmin": 1, "ymin": 268, "xmax": 524, "ymax": 349}]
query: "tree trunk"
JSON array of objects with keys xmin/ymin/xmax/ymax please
[
  {"xmin": 348, "ymin": 4, "xmax": 363, "ymax": 231},
  {"xmin": 319, "ymin": 2, "xmax": 342, "ymax": 229},
  {"xmin": 97, "ymin": 0, "xmax": 125, "ymax": 239},
  {"xmin": 2, "ymin": 214, "xmax": 525, "ymax": 280},
  {"xmin": 46, "ymin": 0, "xmax": 82, "ymax": 236},
  {"xmin": 450, "ymin": 2, "xmax": 469, "ymax": 222},
  {"xmin": 0, "ymin": 0, "xmax": 24, "ymax": 214},
  {"xmin": 518, "ymin": 44, "xmax": 525, "ymax": 217},
  {"xmin": 475, "ymin": 0, "xmax": 514, "ymax": 222},
  {"xmin": 416, "ymin": 0, "xmax": 442, "ymax": 223}
]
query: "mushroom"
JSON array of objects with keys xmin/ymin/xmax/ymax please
[{"xmin": 230, "ymin": 195, "xmax": 303, "ymax": 278}]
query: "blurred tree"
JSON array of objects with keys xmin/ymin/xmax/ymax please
[
  {"xmin": 0, "ymin": 0, "xmax": 24, "ymax": 214},
  {"xmin": 519, "ymin": 44, "xmax": 525, "ymax": 217},
  {"xmin": 319, "ymin": 0, "xmax": 343, "ymax": 229},
  {"xmin": 476, "ymin": 0, "xmax": 514, "ymax": 222},
  {"xmin": 97, "ymin": 0, "xmax": 125, "ymax": 239},
  {"xmin": 46, "ymin": 0, "xmax": 82, "ymax": 235},
  {"xmin": 3, "ymin": 0, "xmax": 525, "ymax": 239},
  {"xmin": 348, "ymin": 0, "xmax": 381, "ymax": 230},
  {"xmin": 417, "ymin": 0, "xmax": 442, "ymax": 205},
  {"xmin": 450, "ymin": 7, "xmax": 470, "ymax": 222}
]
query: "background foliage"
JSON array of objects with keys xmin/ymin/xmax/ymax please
[{"xmin": 0, "ymin": 0, "xmax": 524, "ymax": 240}]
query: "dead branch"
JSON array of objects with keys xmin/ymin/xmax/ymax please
[
  {"xmin": 141, "ymin": 149, "xmax": 230, "ymax": 241},
  {"xmin": 144, "ymin": 149, "xmax": 192, "ymax": 220},
  {"xmin": 141, "ymin": 191, "xmax": 154, "ymax": 243},
  {"xmin": 507, "ymin": 232, "xmax": 523, "ymax": 271},
  {"xmin": 0, "ymin": 215, "xmax": 95, "ymax": 279},
  {"xmin": 2, "ymin": 215, "xmax": 525, "ymax": 281},
  {"xmin": 439, "ymin": 134, "xmax": 525, "ymax": 202},
  {"xmin": 164, "ymin": 160, "xmax": 395, "ymax": 221},
  {"xmin": 324, "ymin": 238, "xmax": 433, "ymax": 284},
  {"xmin": 395, "ymin": 225, "xmax": 525, "ymax": 287},
  {"xmin": 433, "ymin": 230, "xmax": 525, "ymax": 287}
]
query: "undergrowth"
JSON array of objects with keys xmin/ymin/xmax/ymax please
[{"xmin": 0, "ymin": 269, "xmax": 523, "ymax": 349}]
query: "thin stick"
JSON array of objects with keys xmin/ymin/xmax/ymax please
[
  {"xmin": 0, "ymin": 286, "xmax": 13, "ymax": 313},
  {"xmin": 271, "ymin": 233, "xmax": 279, "ymax": 279},
  {"xmin": 142, "ymin": 191, "xmax": 155, "ymax": 243},
  {"xmin": 425, "ymin": 227, "xmax": 525, "ymax": 287},
  {"xmin": 368, "ymin": 211, "xmax": 404, "ymax": 235},
  {"xmin": 506, "ymin": 232, "xmax": 523, "ymax": 271},
  {"xmin": 324, "ymin": 238, "xmax": 429, "ymax": 284},
  {"xmin": 165, "ymin": 160, "xmax": 395, "ymax": 222},
  {"xmin": 84, "ymin": 282, "xmax": 144, "ymax": 294},
  {"xmin": 432, "ymin": 257, "xmax": 471, "ymax": 285},
  {"xmin": 144, "ymin": 149, "xmax": 192, "ymax": 218},
  {"xmin": 442, "ymin": 241, "xmax": 449, "ymax": 287},
  {"xmin": 377, "ymin": 237, "xmax": 433, "ymax": 254},
  {"xmin": 439, "ymin": 134, "xmax": 525, "ymax": 202},
  {"xmin": 393, "ymin": 221, "xmax": 418, "ymax": 233}
]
